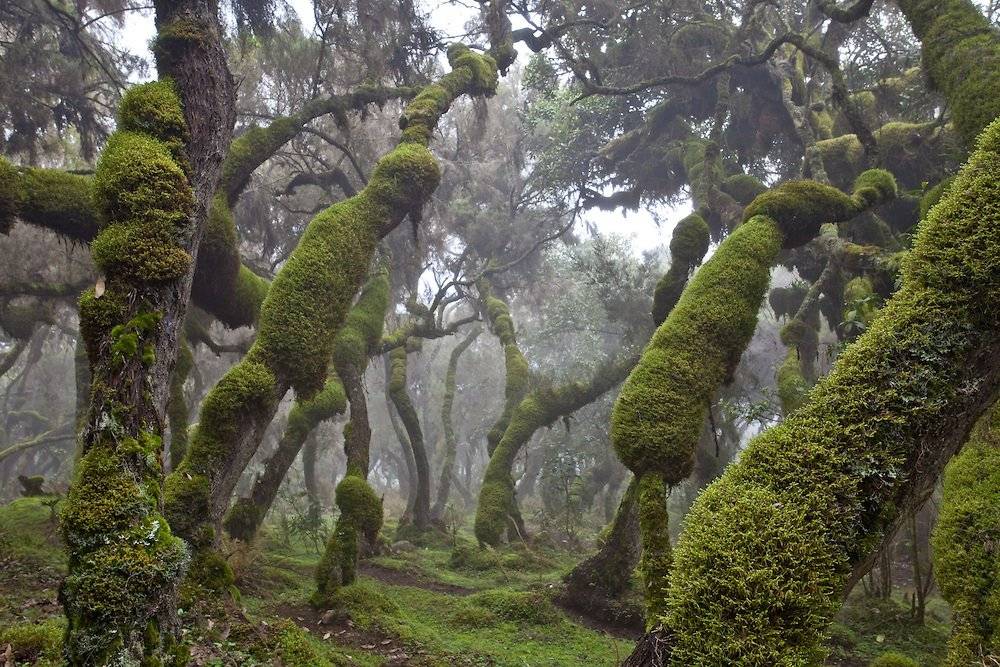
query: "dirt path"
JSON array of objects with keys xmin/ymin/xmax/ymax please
[{"xmin": 358, "ymin": 562, "xmax": 474, "ymax": 596}]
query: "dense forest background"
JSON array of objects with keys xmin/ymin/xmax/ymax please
[{"xmin": 1, "ymin": 0, "xmax": 999, "ymax": 664}]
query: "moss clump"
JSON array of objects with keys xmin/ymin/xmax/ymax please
[
  {"xmin": 271, "ymin": 619, "xmax": 336, "ymax": 667},
  {"xmin": 931, "ymin": 404, "xmax": 1000, "ymax": 665},
  {"xmin": 869, "ymin": 652, "xmax": 919, "ymax": 667},
  {"xmin": 449, "ymin": 541, "xmax": 502, "ymax": 571},
  {"xmin": 720, "ymin": 173, "xmax": 767, "ymax": 206},
  {"xmin": 311, "ymin": 581, "xmax": 400, "ymax": 628},
  {"xmin": 463, "ymin": 590, "xmax": 560, "ymax": 626},
  {"xmin": 116, "ymin": 79, "xmax": 189, "ymax": 159},
  {"xmin": 658, "ymin": 117, "xmax": 1000, "ymax": 664},
  {"xmin": 776, "ymin": 348, "xmax": 809, "ymax": 415},
  {"xmin": 91, "ymin": 131, "xmax": 194, "ymax": 282},
  {"xmin": 313, "ymin": 474, "xmax": 383, "ymax": 604},
  {"xmin": 745, "ymin": 169, "xmax": 895, "ymax": 251},
  {"xmin": 0, "ymin": 618, "xmax": 64, "ymax": 666},
  {"xmin": 669, "ymin": 213, "xmax": 711, "ymax": 266}
]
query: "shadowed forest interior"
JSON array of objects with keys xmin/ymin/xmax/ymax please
[{"xmin": 1, "ymin": 0, "xmax": 1000, "ymax": 664}]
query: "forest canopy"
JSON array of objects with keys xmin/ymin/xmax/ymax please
[{"xmin": 2, "ymin": 0, "xmax": 1000, "ymax": 665}]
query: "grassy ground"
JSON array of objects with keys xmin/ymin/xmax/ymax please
[{"xmin": 0, "ymin": 497, "xmax": 950, "ymax": 666}]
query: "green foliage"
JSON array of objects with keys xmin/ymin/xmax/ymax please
[
  {"xmin": 660, "ymin": 117, "xmax": 1000, "ymax": 663},
  {"xmin": 932, "ymin": 404, "xmax": 1000, "ymax": 665},
  {"xmin": 0, "ymin": 618, "xmax": 63, "ymax": 666}
]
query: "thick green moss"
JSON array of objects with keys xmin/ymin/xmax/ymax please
[
  {"xmin": 898, "ymin": 0, "xmax": 1000, "ymax": 148},
  {"xmin": 62, "ymin": 77, "xmax": 194, "ymax": 664},
  {"xmin": 61, "ymin": 443, "xmax": 189, "ymax": 664},
  {"xmin": 868, "ymin": 653, "xmax": 919, "ymax": 667},
  {"xmin": 776, "ymin": 348, "xmax": 809, "ymax": 415},
  {"xmin": 638, "ymin": 473, "xmax": 672, "ymax": 627},
  {"xmin": 669, "ymin": 213, "xmax": 711, "ymax": 267},
  {"xmin": 313, "ymin": 474, "xmax": 384, "ymax": 604},
  {"xmin": 0, "ymin": 618, "xmax": 64, "ymax": 665},
  {"xmin": 459, "ymin": 589, "xmax": 559, "ymax": 626},
  {"xmin": 742, "ymin": 173, "xmax": 894, "ymax": 249},
  {"xmin": 920, "ymin": 176, "xmax": 955, "ymax": 220},
  {"xmin": 613, "ymin": 215, "xmax": 783, "ymax": 479},
  {"xmin": 720, "ymin": 173, "xmax": 767, "ymax": 206},
  {"xmin": 659, "ymin": 117, "xmax": 1000, "ymax": 664},
  {"xmin": 931, "ymin": 404, "xmax": 1000, "ymax": 665},
  {"xmin": 91, "ymin": 131, "xmax": 194, "ymax": 283},
  {"xmin": 116, "ymin": 79, "xmax": 189, "ymax": 159},
  {"xmin": 482, "ymin": 288, "xmax": 531, "ymax": 455}
]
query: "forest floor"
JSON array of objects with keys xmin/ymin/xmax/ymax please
[{"xmin": 0, "ymin": 496, "xmax": 950, "ymax": 666}]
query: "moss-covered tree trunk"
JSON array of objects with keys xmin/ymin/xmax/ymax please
[
  {"xmin": 313, "ymin": 271, "xmax": 392, "ymax": 601},
  {"xmin": 223, "ymin": 374, "xmax": 346, "ymax": 540},
  {"xmin": 163, "ymin": 45, "xmax": 504, "ymax": 585},
  {"xmin": 474, "ymin": 352, "xmax": 640, "ymax": 546},
  {"xmin": 620, "ymin": 7, "xmax": 1000, "ymax": 657},
  {"xmin": 388, "ymin": 343, "xmax": 432, "ymax": 535},
  {"xmin": 561, "ymin": 477, "xmax": 643, "ymax": 628},
  {"xmin": 932, "ymin": 402, "xmax": 1000, "ymax": 665},
  {"xmin": 58, "ymin": 0, "xmax": 236, "ymax": 660},
  {"xmin": 432, "ymin": 325, "xmax": 480, "ymax": 521}
]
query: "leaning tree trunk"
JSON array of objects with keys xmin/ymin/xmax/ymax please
[
  {"xmin": 58, "ymin": 0, "xmax": 235, "ymax": 661},
  {"xmin": 224, "ymin": 269, "xmax": 388, "ymax": 542},
  {"xmin": 432, "ymin": 325, "xmax": 481, "ymax": 521},
  {"xmin": 163, "ymin": 44, "xmax": 505, "ymax": 587},
  {"xmin": 561, "ymin": 477, "xmax": 643, "ymax": 629},
  {"xmin": 387, "ymin": 343, "xmax": 432, "ymax": 536}
]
